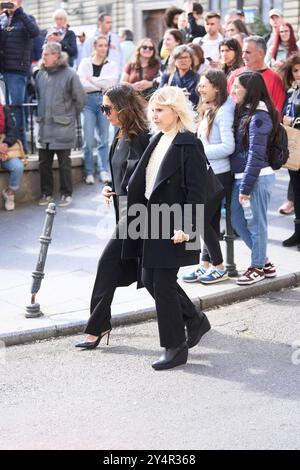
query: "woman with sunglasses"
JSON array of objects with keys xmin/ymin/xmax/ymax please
[
  {"xmin": 78, "ymin": 35, "xmax": 118, "ymax": 185},
  {"xmin": 121, "ymin": 38, "xmax": 160, "ymax": 98},
  {"xmin": 126, "ymin": 86, "xmax": 210, "ymax": 370},
  {"xmin": 75, "ymin": 85, "xmax": 150, "ymax": 350}
]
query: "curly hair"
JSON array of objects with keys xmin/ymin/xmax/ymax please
[
  {"xmin": 104, "ymin": 85, "xmax": 148, "ymax": 139},
  {"xmin": 279, "ymin": 52, "xmax": 300, "ymax": 89}
]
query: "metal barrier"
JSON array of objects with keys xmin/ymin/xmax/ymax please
[{"xmin": 8, "ymin": 103, "xmax": 83, "ymax": 154}]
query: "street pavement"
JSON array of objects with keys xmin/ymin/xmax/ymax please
[
  {"xmin": 0, "ymin": 168, "xmax": 300, "ymax": 346},
  {"xmin": 1, "ymin": 288, "xmax": 300, "ymax": 450}
]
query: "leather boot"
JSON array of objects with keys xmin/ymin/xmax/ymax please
[
  {"xmin": 282, "ymin": 219, "xmax": 300, "ymax": 247},
  {"xmin": 152, "ymin": 342, "xmax": 188, "ymax": 370},
  {"xmin": 186, "ymin": 312, "xmax": 211, "ymax": 349}
]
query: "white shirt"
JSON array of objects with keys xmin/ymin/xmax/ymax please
[
  {"xmin": 145, "ymin": 129, "xmax": 177, "ymax": 200},
  {"xmin": 77, "ymin": 57, "xmax": 118, "ymax": 93},
  {"xmin": 193, "ymin": 33, "xmax": 223, "ymax": 61}
]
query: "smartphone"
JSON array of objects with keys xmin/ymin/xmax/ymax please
[{"xmin": 0, "ymin": 2, "xmax": 15, "ymax": 8}]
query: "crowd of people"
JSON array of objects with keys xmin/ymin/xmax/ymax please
[{"xmin": 1, "ymin": 2, "xmax": 300, "ymax": 367}]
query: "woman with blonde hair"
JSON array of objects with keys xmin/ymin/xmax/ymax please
[
  {"xmin": 78, "ymin": 35, "xmax": 118, "ymax": 184},
  {"xmin": 127, "ymin": 86, "xmax": 211, "ymax": 370},
  {"xmin": 121, "ymin": 37, "xmax": 160, "ymax": 98},
  {"xmin": 45, "ymin": 9, "xmax": 77, "ymax": 66}
]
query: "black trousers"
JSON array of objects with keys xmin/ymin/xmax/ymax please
[
  {"xmin": 85, "ymin": 236, "xmax": 137, "ymax": 336},
  {"xmin": 202, "ymin": 171, "xmax": 233, "ymax": 265},
  {"xmin": 39, "ymin": 148, "xmax": 72, "ymax": 196},
  {"xmin": 289, "ymin": 169, "xmax": 300, "ymax": 221},
  {"xmin": 142, "ymin": 267, "xmax": 199, "ymax": 348}
]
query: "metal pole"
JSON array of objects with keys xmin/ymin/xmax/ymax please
[{"xmin": 25, "ymin": 203, "xmax": 57, "ymax": 318}]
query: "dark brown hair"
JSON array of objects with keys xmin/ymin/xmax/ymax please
[
  {"xmin": 104, "ymin": 85, "xmax": 148, "ymax": 139},
  {"xmin": 164, "ymin": 7, "xmax": 183, "ymax": 28},
  {"xmin": 197, "ymin": 69, "xmax": 228, "ymax": 140},
  {"xmin": 279, "ymin": 52, "xmax": 300, "ymax": 89},
  {"xmin": 188, "ymin": 43, "xmax": 205, "ymax": 66},
  {"xmin": 219, "ymin": 37, "xmax": 243, "ymax": 75},
  {"xmin": 234, "ymin": 72, "xmax": 278, "ymax": 147}
]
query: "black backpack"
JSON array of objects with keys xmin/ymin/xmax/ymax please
[{"xmin": 268, "ymin": 122, "xmax": 289, "ymax": 170}]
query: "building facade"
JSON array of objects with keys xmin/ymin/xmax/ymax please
[{"xmin": 25, "ymin": 0, "xmax": 299, "ymax": 40}]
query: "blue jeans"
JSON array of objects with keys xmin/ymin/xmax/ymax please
[
  {"xmin": 82, "ymin": 92, "xmax": 109, "ymax": 176},
  {"xmin": 3, "ymin": 72, "xmax": 28, "ymax": 154},
  {"xmin": 0, "ymin": 158, "xmax": 24, "ymax": 190},
  {"xmin": 231, "ymin": 174, "xmax": 275, "ymax": 268}
]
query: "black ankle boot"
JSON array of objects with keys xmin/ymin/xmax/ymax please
[
  {"xmin": 186, "ymin": 312, "xmax": 211, "ymax": 349},
  {"xmin": 282, "ymin": 219, "xmax": 300, "ymax": 247},
  {"xmin": 152, "ymin": 342, "xmax": 188, "ymax": 370}
]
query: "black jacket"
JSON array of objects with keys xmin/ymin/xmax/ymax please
[
  {"xmin": 109, "ymin": 129, "xmax": 151, "ymax": 223},
  {"xmin": 125, "ymin": 131, "xmax": 208, "ymax": 269},
  {"xmin": 0, "ymin": 8, "xmax": 39, "ymax": 74}
]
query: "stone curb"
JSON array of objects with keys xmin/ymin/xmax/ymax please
[{"xmin": 1, "ymin": 272, "xmax": 300, "ymax": 347}]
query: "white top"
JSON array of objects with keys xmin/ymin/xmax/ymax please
[
  {"xmin": 77, "ymin": 57, "xmax": 118, "ymax": 93},
  {"xmin": 193, "ymin": 33, "xmax": 223, "ymax": 61},
  {"xmin": 197, "ymin": 96, "xmax": 235, "ymax": 175},
  {"xmin": 81, "ymin": 31, "xmax": 124, "ymax": 77},
  {"xmin": 145, "ymin": 129, "xmax": 177, "ymax": 200}
]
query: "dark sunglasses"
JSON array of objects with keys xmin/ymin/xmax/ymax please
[
  {"xmin": 101, "ymin": 105, "xmax": 114, "ymax": 115},
  {"xmin": 140, "ymin": 45, "xmax": 154, "ymax": 51}
]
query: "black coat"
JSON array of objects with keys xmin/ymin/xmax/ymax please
[
  {"xmin": 125, "ymin": 131, "xmax": 208, "ymax": 269},
  {"xmin": 107, "ymin": 129, "xmax": 150, "ymax": 289},
  {"xmin": 60, "ymin": 29, "xmax": 78, "ymax": 67},
  {"xmin": 109, "ymin": 130, "xmax": 150, "ymax": 223}
]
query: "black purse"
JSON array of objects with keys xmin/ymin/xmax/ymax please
[{"xmin": 181, "ymin": 143, "xmax": 224, "ymax": 202}]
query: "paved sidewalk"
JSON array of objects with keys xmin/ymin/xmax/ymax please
[{"xmin": 0, "ymin": 169, "xmax": 299, "ymax": 346}]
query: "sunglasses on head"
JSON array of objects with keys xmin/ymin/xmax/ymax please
[
  {"xmin": 140, "ymin": 45, "xmax": 154, "ymax": 51},
  {"xmin": 101, "ymin": 105, "xmax": 114, "ymax": 115}
]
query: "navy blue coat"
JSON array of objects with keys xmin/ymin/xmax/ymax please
[
  {"xmin": 44, "ymin": 29, "xmax": 78, "ymax": 67},
  {"xmin": 0, "ymin": 8, "xmax": 39, "ymax": 74},
  {"xmin": 160, "ymin": 70, "xmax": 199, "ymax": 106},
  {"xmin": 230, "ymin": 105, "xmax": 273, "ymax": 195}
]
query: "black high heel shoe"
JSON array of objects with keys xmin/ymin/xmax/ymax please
[{"xmin": 75, "ymin": 330, "xmax": 111, "ymax": 350}]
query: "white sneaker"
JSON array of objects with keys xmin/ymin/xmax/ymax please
[
  {"xmin": 2, "ymin": 189, "xmax": 15, "ymax": 211},
  {"xmin": 58, "ymin": 195, "xmax": 72, "ymax": 207},
  {"xmin": 38, "ymin": 195, "xmax": 54, "ymax": 206},
  {"xmin": 100, "ymin": 171, "xmax": 111, "ymax": 183},
  {"xmin": 85, "ymin": 174, "xmax": 95, "ymax": 185}
]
